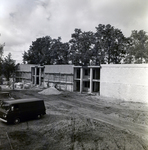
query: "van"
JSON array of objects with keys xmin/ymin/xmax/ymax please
[
  {"xmin": 0, "ymin": 92, "xmax": 12, "ymax": 100},
  {"xmin": 0, "ymin": 98, "xmax": 46, "ymax": 124}
]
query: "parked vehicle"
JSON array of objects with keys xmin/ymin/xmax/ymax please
[
  {"xmin": 0, "ymin": 98, "xmax": 46, "ymax": 124},
  {"xmin": 0, "ymin": 92, "xmax": 12, "ymax": 100}
]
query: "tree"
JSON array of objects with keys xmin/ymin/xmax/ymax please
[
  {"xmin": 0, "ymin": 44, "xmax": 3, "ymax": 76},
  {"xmin": 0, "ymin": 44, "xmax": 4, "ymax": 57},
  {"xmin": 56, "ymin": 42, "xmax": 70, "ymax": 64},
  {"xmin": 69, "ymin": 29, "xmax": 95, "ymax": 65},
  {"xmin": 124, "ymin": 30, "xmax": 148, "ymax": 63},
  {"xmin": 0, "ymin": 35, "xmax": 4, "ymax": 76},
  {"xmin": 123, "ymin": 37, "xmax": 134, "ymax": 64},
  {"xmin": 50, "ymin": 37, "xmax": 70, "ymax": 64},
  {"xmin": 94, "ymin": 24, "xmax": 127, "ymax": 64},
  {"xmin": 23, "ymin": 36, "xmax": 70, "ymax": 65},
  {"xmin": 2, "ymin": 53, "xmax": 16, "ymax": 81},
  {"xmin": 23, "ymin": 36, "xmax": 53, "ymax": 65}
]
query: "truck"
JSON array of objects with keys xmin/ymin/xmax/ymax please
[{"xmin": 0, "ymin": 98, "xmax": 46, "ymax": 124}]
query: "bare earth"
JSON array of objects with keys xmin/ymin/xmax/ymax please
[{"xmin": 0, "ymin": 89, "xmax": 148, "ymax": 150}]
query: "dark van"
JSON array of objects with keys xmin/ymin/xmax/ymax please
[
  {"xmin": 0, "ymin": 92, "xmax": 12, "ymax": 100},
  {"xmin": 0, "ymin": 98, "xmax": 46, "ymax": 124}
]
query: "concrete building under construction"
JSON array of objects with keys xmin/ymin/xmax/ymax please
[
  {"xmin": 16, "ymin": 64, "xmax": 100, "ymax": 93},
  {"xmin": 16, "ymin": 64, "xmax": 148, "ymax": 103}
]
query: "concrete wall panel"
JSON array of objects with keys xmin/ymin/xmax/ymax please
[
  {"xmin": 100, "ymin": 64, "xmax": 148, "ymax": 103},
  {"xmin": 44, "ymin": 65, "xmax": 74, "ymax": 74},
  {"xmin": 18, "ymin": 64, "xmax": 35, "ymax": 72}
]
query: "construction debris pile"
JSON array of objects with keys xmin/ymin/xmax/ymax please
[{"xmin": 38, "ymin": 87, "xmax": 61, "ymax": 95}]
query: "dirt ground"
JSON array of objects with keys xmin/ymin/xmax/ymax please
[{"xmin": 0, "ymin": 88, "xmax": 148, "ymax": 150}]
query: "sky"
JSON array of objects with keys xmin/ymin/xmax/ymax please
[{"xmin": 0, "ymin": 0, "xmax": 148, "ymax": 64}]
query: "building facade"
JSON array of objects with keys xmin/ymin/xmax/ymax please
[
  {"xmin": 16, "ymin": 64, "xmax": 100, "ymax": 93},
  {"xmin": 16, "ymin": 64, "xmax": 148, "ymax": 103}
]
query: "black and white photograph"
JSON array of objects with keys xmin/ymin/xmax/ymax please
[{"xmin": 0, "ymin": 0, "xmax": 148, "ymax": 149}]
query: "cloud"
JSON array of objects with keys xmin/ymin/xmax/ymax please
[{"xmin": 0, "ymin": 0, "xmax": 148, "ymax": 63}]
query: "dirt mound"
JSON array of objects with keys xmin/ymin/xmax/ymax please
[{"xmin": 38, "ymin": 87, "xmax": 61, "ymax": 95}]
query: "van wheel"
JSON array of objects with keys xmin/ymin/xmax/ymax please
[
  {"xmin": 14, "ymin": 118, "xmax": 20, "ymax": 124},
  {"xmin": 37, "ymin": 114, "xmax": 41, "ymax": 119}
]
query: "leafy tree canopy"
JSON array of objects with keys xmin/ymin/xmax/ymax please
[
  {"xmin": 23, "ymin": 36, "xmax": 69, "ymax": 65},
  {"xmin": 124, "ymin": 30, "xmax": 148, "ymax": 64},
  {"xmin": 0, "ymin": 37, "xmax": 4, "ymax": 76},
  {"xmin": 2, "ymin": 53, "xmax": 16, "ymax": 81},
  {"xmin": 94, "ymin": 24, "xmax": 127, "ymax": 64},
  {"xmin": 23, "ymin": 36, "xmax": 52, "ymax": 65},
  {"xmin": 69, "ymin": 29, "xmax": 95, "ymax": 65},
  {"xmin": 22, "ymin": 24, "xmax": 148, "ymax": 65}
]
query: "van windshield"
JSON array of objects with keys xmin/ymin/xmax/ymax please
[{"xmin": 0, "ymin": 102, "xmax": 10, "ymax": 111}]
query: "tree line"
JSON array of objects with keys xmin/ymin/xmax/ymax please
[{"xmin": 23, "ymin": 24, "xmax": 148, "ymax": 65}]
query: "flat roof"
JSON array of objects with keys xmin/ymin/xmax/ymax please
[
  {"xmin": 4, "ymin": 98, "xmax": 43, "ymax": 104},
  {"xmin": 0, "ymin": 92, "xmax": 9, "ymax": 94},
  {"xmin": 73, "ymin": 66, "xmax": 100, "ymax": 68}
]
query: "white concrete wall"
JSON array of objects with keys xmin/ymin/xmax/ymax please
[{"xmin": 100, "ymin": 64, "xmax": 148, "ymax": 103}]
